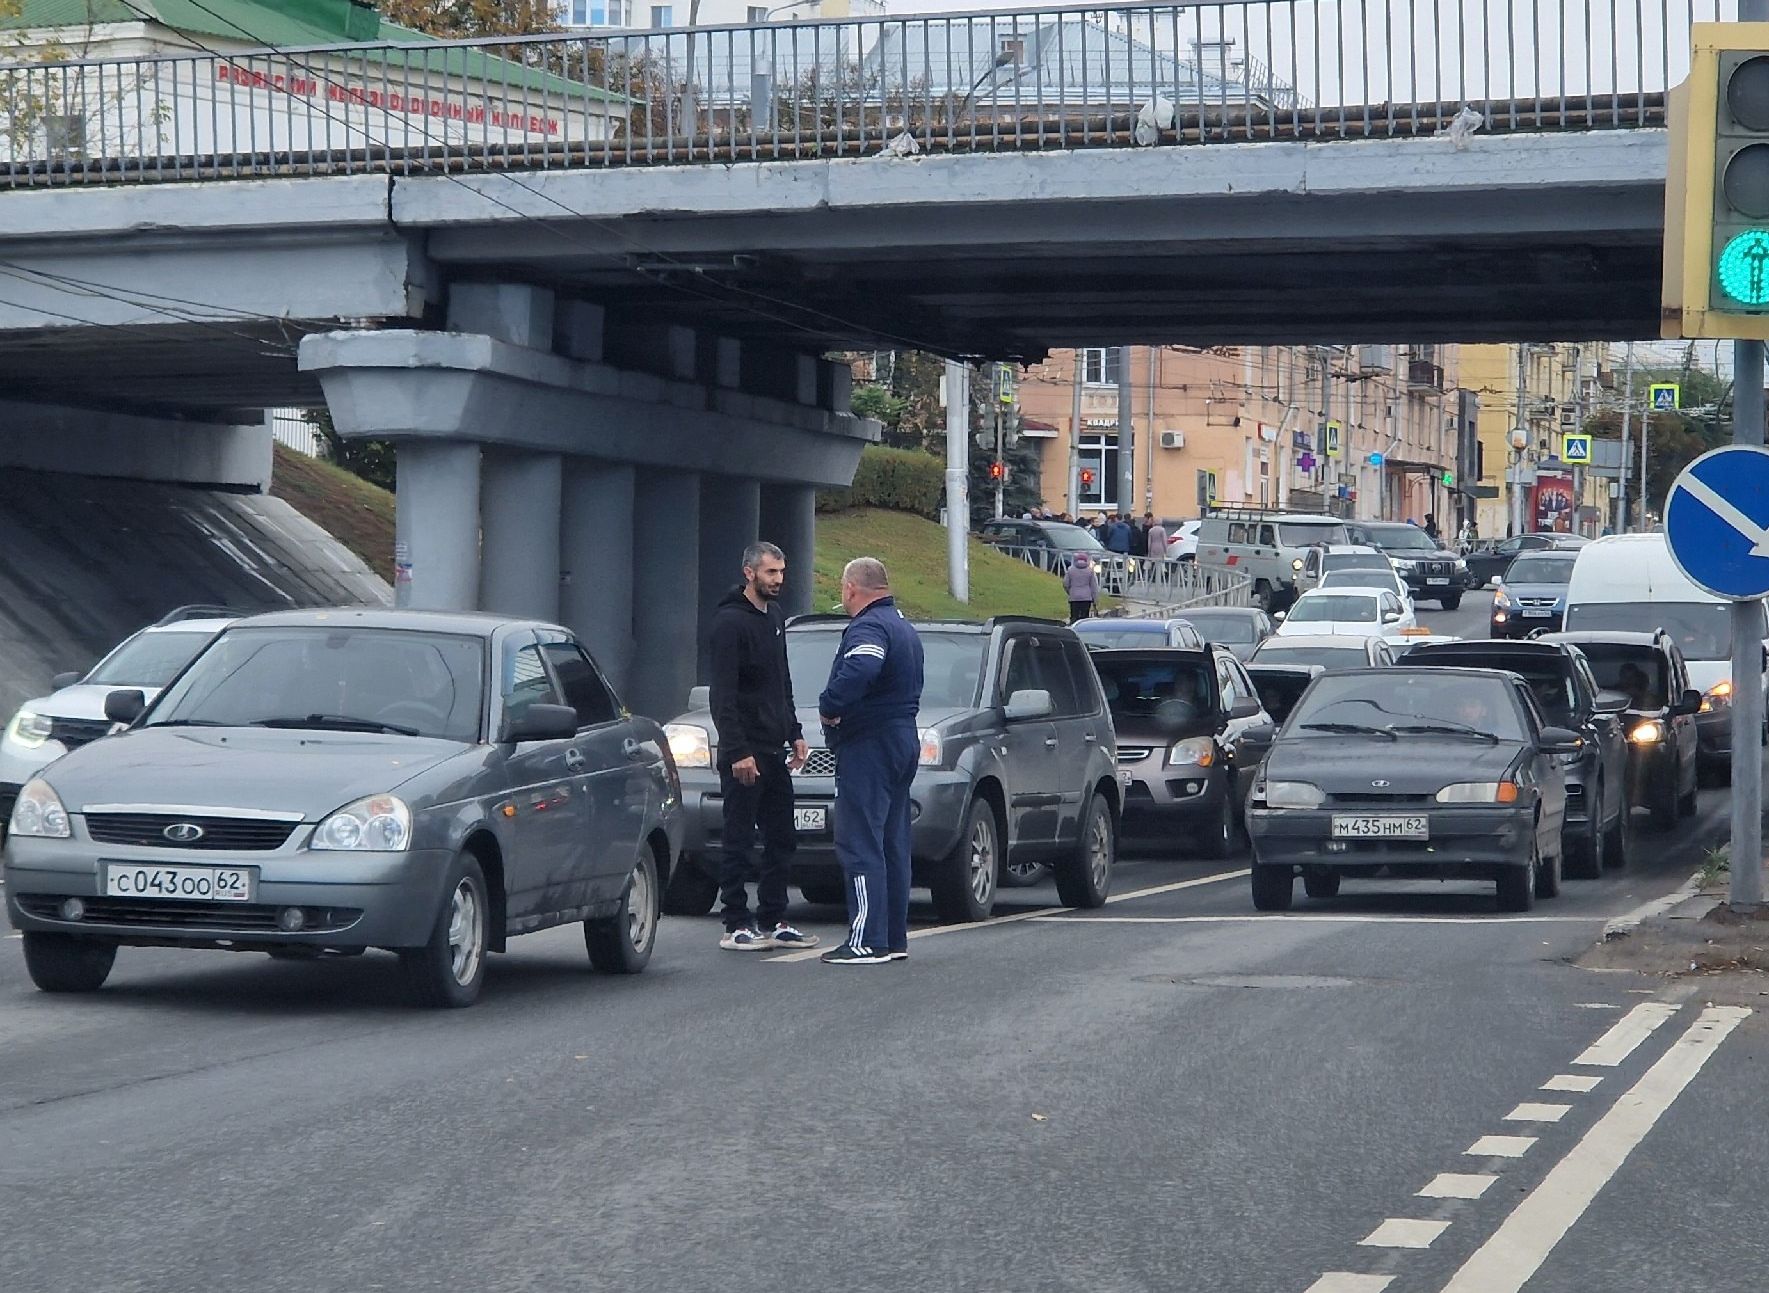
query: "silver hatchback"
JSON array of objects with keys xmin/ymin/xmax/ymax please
[{"xmin": 4, "ymin": 609, "xmax": 683, "ymax": 1007}]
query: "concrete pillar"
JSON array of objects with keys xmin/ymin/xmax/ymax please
[
  {"xmin": 395, "ymin": 441, "xmax": 481, "ymax": 611},
  {"xmin": 447, "ymin": 283, "xmax": 554, "ymax": 351},
  {"xmin": 760, "ymin": 482, "xmax": 817, "ymax": 620},
  {"xmin": 696, "ymin": 477, "xmax": 763, "ymax": 682},
  {"xmin": 630, "ymin": 469, "xmax": 702, "ymax": 722},
  {"xmin": 478, "ymin": 450, "xmax": 563, "ymax": 620},
  {"xmin": 560, "ymin": 459, "xmax": 636, "ymax": 698}
]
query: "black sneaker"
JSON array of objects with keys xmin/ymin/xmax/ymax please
[
  {"xmin": 886, "ymin": 948, "xmax": 909, "ymax": 961},
  {"xmin": 819, "ymin": 944, "xmax": 891, "ymax": 965}
]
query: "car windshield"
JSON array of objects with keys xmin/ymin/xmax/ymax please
[
  {"xmin": 1575, "ymin": 645, "xmax": 1670, "ymax": 709},
  {"xmin": 1288, "ymin": 594, "xmax": 1379, "ymax": 624},
  {"xmin": 1291, "ymin": 673, "xmax": 1526, "ymax": 740},
  {"xmin": 1506, "ymin": 556, "xmax": 1577, "ymax": 584},
  {"xmin": 1417, "ymin": 655, "xmax": 1576, "ymax": 725},
  {"xmin": 1093, "ymin": 658, "xmax": 1216, "ymax": 729},
  {"xmin": 86, "ymin": 629, "xmax": 217, "ymax": 688},
  {"xmin": 146, "ymin": 626, "xmax": 486, "ymax": 741},
  {"xmin": 1073, "ymin": 622, "xmax": 1168, "ymax": 649},
  {"xmin": 1564, "ymin": 602, "xmax": 1742, "ymax": 661},
  {"xmin": 1044, "ymin": 524, "xmax": 1106, "ymax": 551},
  {"xmin": 1365, "ymin": 525, "xmax": 1437, "ymax": 552},
  {"xmin": 1178, "ymin": 611, "xmax": 1260, "ymax": 644},
  {"xmin": 1320, "ymin": 570, "xmax": 1400, "ymax": 593},
  {"xmin": 1277, "ymin": 522, "xmax": 1345, "ymax": 546},
  {"xmin": 787, "ymin": 629, "xmax": 985, "ymax": 710},
  {"xmin": 1254, "ymin": 643, "xmax": 1370, "ymax": 671}
]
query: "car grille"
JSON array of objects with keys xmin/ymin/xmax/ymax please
[
  {"xmin": 1517, "ymin": 598, "xmax": 1560, "ymax": 608},
  {"xmin": 1329, "ymin": 792, "xmax": 1434, "ymax": 805},
  {"xmin": 793, "ymin": 748, "xmax": 837, "ymax": 778},
  {"xmin": 84, "ymin": 813, "xmax": 298, "ymax": 851},
  {"xmin": 1413, "ymin": 560, "xmax": 1454, "ymax": 577},
  {"xmin": 49, "ymin": 717, "xmax": 113, "ymax": 749},
  {"xmin": 1117, "ymin": 746, "xmax": 1154, "ymax": 764},
  {"xmin": 17, "ymin": 896, "xmax": 362, "ymax": 933}
]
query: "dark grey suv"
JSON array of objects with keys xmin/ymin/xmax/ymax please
[{"xmin": 664, "ymin": 615, "xmax": 1121, "ymax": 923}]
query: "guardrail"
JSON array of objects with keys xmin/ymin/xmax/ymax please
[
  {"xmin": 0, "ymin": 0, "xmax": 1734, "ymax": 186},
  {"xmin": 985, "ymin": 542, "xmax": 1252, "ymax": 607}
]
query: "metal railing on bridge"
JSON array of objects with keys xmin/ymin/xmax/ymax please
[
  {"xmin": 0, "ymin": 0, "xmax": 1738, "ymax": 186},
  {"xmin": 988, "ymin": 542, "xmax": 1252, "ymax": 608}
]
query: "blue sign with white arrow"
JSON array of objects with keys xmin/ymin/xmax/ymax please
[{"xmin": 1664, "ymin": 445, "xmax": 1769, "ymax": 601}]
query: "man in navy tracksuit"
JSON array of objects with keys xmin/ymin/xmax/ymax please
[{"xmin": 817, "ymin": 557, "xmax": 924, "ymax": 965}]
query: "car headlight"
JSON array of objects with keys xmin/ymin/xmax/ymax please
[
  {"xmin": 1435, "ymin": 781, "xmax": 1520, "ymax": 804},
  {"xmin": 1492, "ymin": 589, "xmax": 1511, "ymax": 608},
  {"xmin": 4, "ymin": 708, "xmax": 52, "ymax": 750},
  {"xmin": 918, "ymin": 726, "xmax": 943, "ymax": 768},
  {"xmin": 311, "ymin": 794, "xmax": 410, "ymax": 851},
  {"xmin": 1453, "ymin": 558, "xmax": 1468, "ymax": 571},
  {"xmin": 11, "ymin": 778, "xmax": 70, "ymax": 838},
  {"xmin": 1701, "ymin": 680, "xmax": 1734, "ymax": 713},
  {"xmin": 1260, "ymin": 780, "xmax": 1324, "ymax": 809},
  {"xmin": 1292, "ymin": 557, "xmax": 1304, "ymax": 571},
  {"xmin": 663, "ymin": 723, "xmax": 712, "ymax": 769},
  {"xmin": 1629, "ymin": 720, "xmax": 1664, "ymax": 745},
  {"xmin": 1167, "ymin": 736, "xmax": 1216, "ymax": 767}
]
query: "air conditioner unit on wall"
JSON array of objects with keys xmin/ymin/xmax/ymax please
[{"xmin": 1160, "ymin": 431, "xmax": 1185, "ymax": 449}]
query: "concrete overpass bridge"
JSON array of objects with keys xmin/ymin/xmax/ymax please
[{"xmin": 0, "ymin": 0, "xmax": 1720, "ymax": 714}]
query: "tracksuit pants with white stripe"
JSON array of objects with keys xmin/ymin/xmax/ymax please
[{"xmin": 833, "ymin": 725, "xmax": 918, "ymax": 954}]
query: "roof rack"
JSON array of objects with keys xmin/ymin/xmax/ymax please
[
  {"xmin": 985, "ymin": 615, "xmax": 1067, "ymax": 629},
  {"xmin": 151, "ymin": 604, "xmax": 241, "ymax": 627},
  {"xmin": 1202, "ymin": 504, "xmax": 1348, "ymax": 520}
]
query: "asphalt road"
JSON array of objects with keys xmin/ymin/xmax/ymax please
[{"xmin": 5, "ymin": 588, "xmax": 1765, "ymax": 1293}]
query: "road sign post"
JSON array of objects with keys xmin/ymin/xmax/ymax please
[{"xmin": 1664, "ymin": 445, "xmax": 1769, "ymax": 910}]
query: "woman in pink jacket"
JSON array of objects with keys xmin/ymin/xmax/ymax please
[{"xmin": 1062, "ymin": 553, "xmax": 1101, "ymax": 623}]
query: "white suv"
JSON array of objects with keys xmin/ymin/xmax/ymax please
[
  {"xmin": 0, "ymin": 607, "xmax": 236, "ymax": 824},
  {"xmin": 1195, "ymin": 511, "xmax": 1357, "ymax": 611}
]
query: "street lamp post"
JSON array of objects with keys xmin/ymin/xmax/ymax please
[{"xmin": 1508, "ymin": 426, "xmax": 1529, "ymax": 536}]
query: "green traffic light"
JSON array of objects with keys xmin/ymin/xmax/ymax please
[{"xmin": 1718, "ymin": 228, "xmax": 1769, "ymax": 305}]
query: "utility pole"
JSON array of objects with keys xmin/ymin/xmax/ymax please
[
  {"xmin": 1116, "ymin": 346, "xmax": 1134, "ymax": 520},
  {"xmin": 1067, "ymin": 354, "xmax": 1082, "ymax": 516},
  {"xmin": 943, "ymin": 360, "xmax": 970, "ymax": 603},
  {"xmin": 1510, "ymin": 344, "xmax": 1528, "ymax": 537},
  {"xmin": 992, "ymin": 363, "xmax": 1005, "ymax": 520},
  {"xmin": 1618, "ymin": 341, "xmax": 1636, "ymax": 532}
]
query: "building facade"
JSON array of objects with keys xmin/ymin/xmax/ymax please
[{"xmin": 1016, "ymin": 345, "xmax": 1465, "ymax": 527}]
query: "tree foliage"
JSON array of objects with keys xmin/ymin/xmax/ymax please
[
  {"xmin": 305, "ymin": 408, "xmax": 396, "ymax": 492},
  {"xmin": 379, "ymin": 0, "xmax": 559, "ymax": 38},
  {"xmin": 1585, "ymin": 363, "xmax": 1733, "ymax": 517}
]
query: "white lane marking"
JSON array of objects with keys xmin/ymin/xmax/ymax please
[
  {"xmin": 1575, "ymin": 1002, "xmax": 1622, "ymax": 1010},
  {"xmin": 1440, "ymin": 1006, "xmax": 1751, "ymax": 1293},
  {"xmin": 1573, "ymin": 1001, "xmax": 1681, "ymax": 1067},
  {"xmin": 1543, "ymin": 1074, "xmax": 1603, "ymax": 1093},
  {"xmin": 1028, "ymin": 915, "xmax": 1598, "ymax": 925},
  {"xmin": 1504, "ymin": 1102, "xmax": 1572, "ymax": 1123},
  {"xmin": 1304, "ymin": 1275, "xmax": 1395, "ymax": 1292},
  {"xmin": 4, "ymin": 932, "xmax": 18, "ymax": 939},
  {"xmin": 1466, "ymin": 1135, "xmax": 1536, "ymax": 1158},
  {"xmin": 1359, "ymin": 1218, "xmax": 1450, "ymax": 1249},
  {"xmin": 1602, "ymin": 869, "xmax": 1704, "ymax": 941},
  {"xmin": 1418, "ymin": 1173, "xmax": 1498, "ymax": 1200},
  {"xmin": 768, "ymin": 868, "xmax": 1249, "ymax": 962}
]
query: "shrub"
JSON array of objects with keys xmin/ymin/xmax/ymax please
[{"xmin": 816, "ymin": 445, "xmax": 945, "ymax": 517}]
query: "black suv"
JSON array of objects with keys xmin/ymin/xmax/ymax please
[
  {"xmin": 1405, "ymin": 639, "xmax": 1629, "ymax": 877},
  {"xmin": 1540, "ymin": 631, "xmax": 1703, "ymax": 829},
  {"xmin": 1092, "ymin": 646, "xmax": 1277, "ymax": 859},
  {"xmin": 977, "ymin": 519, "xmax": 1131, "ymax": 592},
  {"xmin": 1353, "ymin": 521, "xmax": 1473, "ymax": 609},
  {"xmin": 664, "ymin": 616, "xmax": 1121, "ymax": 923}
]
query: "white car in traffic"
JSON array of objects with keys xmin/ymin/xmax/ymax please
[{"xmin": 1274, "ymin": 589, "xmax": 1417, "ymax": 641}]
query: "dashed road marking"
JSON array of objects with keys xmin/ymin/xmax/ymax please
[
  {"xmin": 1417, "ymin": 1172, "xmax": 1498, "ymax": 1200},
  {"xmin": 1466, "ymin": 1135, "xmax": 1536, "ymax": 1158},
  {"xmin": 1440, "ymin": 1006, "xmax": 1751, "ymax": 1293},
  {"xmin": 1359, "ymin": 1218, "xmax": 1450, "ymax": 1249},
  {"xmin": 1542, "ymin": 1073, "xmax": 1603, "ymax": 1093},
  {"xmin": 1504, "ymin": 1102, "xmax": 1572, "ymax": 1123},
  {"xmin": 1303, "ymin": 1275, "xmax": 1394, "ymax": 1292},
  {"xmin": 1029, "ymin": 914, "xmax": 1598, "ymax": 925},
  {"xmin": 1573, "ymin": 1000, "xmax": 1680, "ymax": 1066}
]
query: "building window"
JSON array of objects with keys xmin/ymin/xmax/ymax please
[
  {"xmin": 1081, "ymin": 348, "xmax": 1122, "ymax": 386},
  {"xmin": 651, "ymin": 3, "xmax": 672, "ymax": 24},
  {"xmin": 748, "ymin": 4, "xmax": 768, "ymax": 18},
  {"xmin": 1078, "ymin": 433, "xmax": 1119, "ymax": 509},
  {"xmin": 998, "ymin": 37, "xmax": 1025, "ymax": 65}
]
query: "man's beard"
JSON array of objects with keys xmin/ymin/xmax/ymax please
[{"xmin": 752, "ymin": 580, "xmax": 781, "ymax": 600}]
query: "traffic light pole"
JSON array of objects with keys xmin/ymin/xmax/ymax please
[
  {"xmin": 944, "ymin": 360, "xmax": 970, "ymax": 604},
  {"xmin": 1732, "ymin": 338, "xmax": 1765, "ymax": 910}
]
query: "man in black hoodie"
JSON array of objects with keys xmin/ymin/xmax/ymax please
[{"xmin": 707, "ymin": 541, "xmax": 819, "ymax": 951}]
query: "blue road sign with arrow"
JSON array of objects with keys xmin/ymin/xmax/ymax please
[{"xmin": 1664, "ymin": 445, "xmax": 1769, "ymax": 601}]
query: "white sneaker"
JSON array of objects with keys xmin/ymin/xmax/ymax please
[{"xmin": 720, "ymin": 925, "xmax": 775, "ymax": 951}]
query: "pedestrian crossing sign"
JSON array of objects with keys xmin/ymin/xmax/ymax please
[
  {"xmin": 1324, "ymin": 420, "xmax": 1342, "ymax": 458},
  {"xmin": 1561, "ymin": 434, "xmax": 1593, "ymax": 464},
  {"xmin": 1649, "ymin": 382, "xmax": 1680, "ymax": 411}
]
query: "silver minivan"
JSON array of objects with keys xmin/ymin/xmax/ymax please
[{"xmin": 1195, "ymin": 510, "xmax": 1356, "ymax": 611}]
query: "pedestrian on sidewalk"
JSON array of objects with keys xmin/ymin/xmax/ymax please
[
  {"xmin": 1143, "ymin": 514, "xmax": 1168, "ymax": 586},
  {"xmin": 1063, "ymin": 553, "xmax": 1100, "ymax": 623},
  {"xmin": 707, "ymin": 541, "xmax": 819, "ymax": 953},
  {"xmin": 1106, "ymin": 514, "xmax": 1133, "ymax": 554},
  {"xmin": 817, "ymin": 557, "xmax": 925, "ymax": 965}
]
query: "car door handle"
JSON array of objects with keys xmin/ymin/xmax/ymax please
[
  {"xmin": 565, "ymin": 748, "xmax": 587, "ymax": 772},
  {"xmin": 621, "ymin": 738, "xmax": 644, "ymax": 759},
  {"xmin": 1044, "ymin": 737, "xmax": 1059, "ymax": 749},
  {"xmin": 1083, "ymin": 733, "xmax": 1097, "ymax": 743}
]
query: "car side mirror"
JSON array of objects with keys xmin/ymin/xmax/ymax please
[
  {"xmin": 686, "ymin": 685, "xmax": 711, "ymax": 712},
  {"xmin": 1594, "ymin": 690, "xmax": 1629, "ymax": 714},
  {"xmin": 1228, "ymin": 696, "xmax": 1262, "ymax": 720},
  {"xmin": 1273, "ymin": 610, "xmax": 1287, "ymax": 622},
  {"xmin": 1003, "ymin": 689, "xmax": 1054, "ymax": 722},
  {"xmin": 1671, "ymin": 689, "xmax": 1703, "ymax": 718},
  {"xmin": 1539, "ymin": 725, "xmax": 1584, "ymax": 755},
  {"xmin": 103, "ymin": 689, "xmax": 146, "ymax": 725},
  {"xmin": 1382, "ymin": 611, "xmax": 1402, "ymax": 624},
  {"xmin": 501, "ymin": 702, "xmax": 580, "ymax": 744},
  {"xmin": 52, "ymin": 671, "xmax": 81, "ymax": 690}
]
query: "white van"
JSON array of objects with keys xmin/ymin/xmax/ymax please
[
  {"xmin": 1195, "ymin": 510, "xmax": 1357, "ymax": 611},
  {"xmin": 1564, "ymin": 533, "xmax": 1766, "ymax": 773}
]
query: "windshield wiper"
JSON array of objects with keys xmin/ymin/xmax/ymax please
[
  {"xmin": 1298, "ymin": 721, "xmax": 1396, "ymax": 739},
  {"xmin": 145, "ymin": 718, "xmax": 225, "ymax": 728},
  {"xmin": 252, "ymin": 713, "xmax": 421, "ymax": 736},
  {"xmin": 1386, "ymin": 722, "xmax": 1500, "ymax": 744}
]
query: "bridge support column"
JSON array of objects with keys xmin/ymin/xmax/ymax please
[
  {"xmin": 697, "ymin": 477, "xmax": 762, "ymax": 682},
  {"xmin": 561, "ymin": 459, "xmax": 636, "ymax": 700},
  {"xmin": 479, "ymin": 450, "xmax": 562, "ymax": 620},
  {"xmin": 395, "ymin": 441, "xmax": 481, "ymax": 611},
  {"xmin": 630, "ymin": 469, "xmax": 702, "ymax": 721},
  {"xmin": 760, "ymin": 482, "xmax": 817, "ymax": 619}
]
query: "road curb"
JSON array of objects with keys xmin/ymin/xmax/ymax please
[{"xmin": 1602, "ymin": 868, "xmax": 1708, "ymax": 941}]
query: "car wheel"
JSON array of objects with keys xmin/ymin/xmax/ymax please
[
  {"xmin": 399, "ymin": 854, "xmax": 489, "ymax": 1008},
  {"xmin": 1440, "ymin": 593, "xmax": 1463, "ymax": 611},
  {"xmin": 1253, "ymin": 580, "xmax": 1276, "ymax": 613},
  {"xmin": 1197, "ymin": 776, "xmax": 1236, "ymax": 860},
  {"xmin": 586, "ymin": 849, "xmax": 659, "ymax": 975},
  {"xmin": 21, "ymin": 932, "xmax": 116, "ymax": 993},
  {"xmin": 1567, "ymin": 786, "xmax": 1604, "ymax": 880},
  {"xmin": 1054, "ymin": 793, "xmax": 1114, "ymax": 908},
  {"xmin": 1496, "ymin": 847, "xmax": 1537, "ymax": 912},
  {"xmin": 1602, "ymin": 802, "xmax": 1629, "ymax": 872},
  {"xmin": 999, "ymin": 856, "xmax": 1051, "ymax": 888},
  {"xmin": 930, "ymin": 797, "xmax": 999, "ymax": 923},
  {"xmin": 661, "ymin": 853, "xmax": 719, "ymax": 916},
  {"xmin": 1302, "ymin": 870, "xmax": 1341, "ymax": 899},
  {"xmin": 798, "ymin": 881, "xmax": 847, "ymax": 907},
  {"xmin": 1251, "ymin": 864, "xmax": 1294, "ymax": 911}
]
